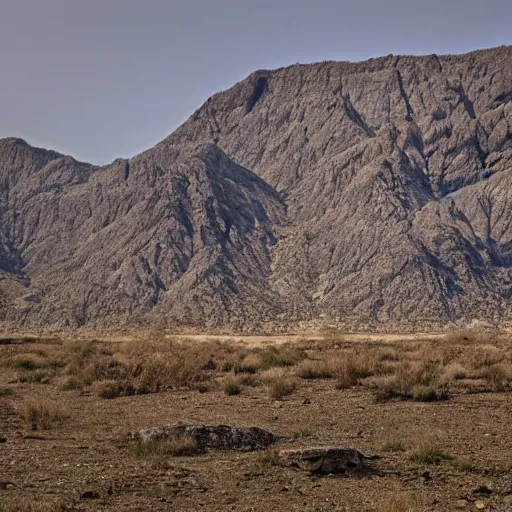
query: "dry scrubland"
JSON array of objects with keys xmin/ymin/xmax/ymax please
[{"xmin": 1, "ymin": 330, "xmax": 512, "ymax": 510}]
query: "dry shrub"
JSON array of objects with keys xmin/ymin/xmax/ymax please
[
  {"xmin": 268, "ymin": 376, "xmax": 297, "ymax": 400},
  {"xmin": 444, "ymin": 328, "xmax": 488, "ymax": 345},
  {"xmin": 465, "ymin": 345, "xmax": 505, "ymax": 370},
  {"xmin": 236, "ymin": 373, "xmax": 261, "ymax": 387},
  {"xmin": 296, "ymin": 359, "xmax": 333, "ymax": 379},
  {"xmin": 60, "ymin": 376, "xmax": 83, "ymax": 391},
  {"xmin": 21, "ymin": 398, "xmax": 68, "ymax": 430},
  {"xmin": 234, "ymin": 353, "xmax": 261, "ymax": 374},
  {"xmin": 377, "ymin": 348, "xmax": 399, "ymax": 361},
  {"xmin": 96, "ymin": 380, "xmax": 136, "ymax": 399},
  {"xmin": 381, "ymin": 491, "xmax": 425, "ymax": 512},
  {"xmin": 333, "ymin": 354, "xmax": 376, "ymax": 389},
  {"xmin": 258, "ymin": 346, "xmax": 304, "ymax": 368},
  {"xmin": 134, "ymin": 436, "xmax": 199, "ymax": 457},
  {"xmin": 483, "ymin": 364, "xmax": 512, "ymax": 391},
  {"xmin": 223, "ymin": 376, "xmax": 242, "ymax": 396},
  {"xmin": 409, "ymin": 446, "xmax": 453, "ymax": 465},
  {"xmin": 443, "ymin": 363, "xmax": 468, "ymax": 381},
  {"xmin": 373, "ymin": 361, "xmax": 447, "ymax": 401},
  {"xmin": 10, "ymin": 354, "xmax": 47, "ymax": 371},
  {"xmin": 381, "ymin": 441, "xmax": 407, "ymax": 453},
  {"xmin": 136, "ymin": 353, "xmax": 207, "ymax": 393}
]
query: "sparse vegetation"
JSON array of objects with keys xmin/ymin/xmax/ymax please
[
  {"xmin": 381, "ymin": 491, "xmax": 425, "ymax": 512},
  {"xmin": 224, "ymin": 378, "xmax": 242, "ymax": 396},
  {"xmin": 296, "ymin": 360, "xmax": 333, "ymax": 379},
  {"xmin": 3, "ymin": 329, "xmax": 512, "ymax": 510},
  {"xmin": 268, "ymin": 376, "xmax": 297, "ymax": 400},
  {"xmin": 381, "ymin": 441, "xmax": 407, "ymax": 453},
  {"xmin": 134, "ymin": 436, "xmax": 199, "ymax": 457},
  {"xmin": 20, "ymin": 398, "xmax": 67, "ymax": 430},
  {"xmin": 60, "ymin": 376, "xmax": 83, "ymax": 391},
  {"xmin": 293, "ymin": 428, "xmax": 314, "ymax": 438},
  {"xmin": 409, "ymin": 447, "xmax": 454, "ymax": 465}
]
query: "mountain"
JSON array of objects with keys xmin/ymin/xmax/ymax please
[{"xmin": 1, "ymin": 45, "xmax": 512, "ymax": 330}]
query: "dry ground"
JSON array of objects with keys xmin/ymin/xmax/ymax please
[{"xmin": 1, "ymin": 329, "xmax": 512, "ymax": 511}]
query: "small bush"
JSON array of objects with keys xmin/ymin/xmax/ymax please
[
  {"xmin": 0, "ymin": 387, "xmax": 15, "ymax": 397},
  {"xmin": 409, "ymin": 448, "xmax": 453, "ymax": 465},
  {"xmin": 134, "ymin": 436, "xmax": 199, "ymax": 457},
  {"xmin": 269, "ymin": 377, "xmax": 297, "ymax": 400},
  {"xmin": 293, "ymin": 428, "xmax": 314, "ymax": 438},
  {"xmin": 296, "ymin": 360, "xmax": 333, "ymax": 379},
  {"xmin": 69, "ymin": 341, "xmax": 96, "ymax": 357},
  {"xmin": 381, "ymin": 441, "xmax": 406, "ymax": 453},
  {"xmin": 411, "ymin": 385, "xmax": 449, "ymax": 402},
  {"xmin": 259, "ymin": 347, "xmax": 303, "ymax": 368},
  {"xmin": 483, "ymin": 364, "xmax": 512, "ymax": 391},
  {"xmin": 12, "ymin": 357, "xmax": 40, "ymax": 371},
  {"xmin": 443, "ymin": 363, "xmax": 467, "ymax": 380},
  {"xmin": 234, "ymin": 364, "xmax": 258, "ymax": 375},
  {"xmin": 96, "ymin": 380, "xmax": 135, "ymax": 399},
  {"xmin": 224, "ymin": 378, "xmax": 241, "ymax": 396},
  {"xmin": 452, "ymin": 460, "xmax": 486, "ymax": 474},
  {"xmin": 382, "ymin": 491, "xmax": 425, "ymax": 512},
  {"xmin": 60, "ymin": 377, "xmax": 83, "ymax": 391},
  {"xmin": 236, "ymin": 374, "xmax": 261, "ymax": 387},
  {"xmin": 21, "ymin": 398, "xmax": 67, "ymax": 430},
  {"xmin": 252, "ymin": 449, "xmax": 280, "ymax": 471}
]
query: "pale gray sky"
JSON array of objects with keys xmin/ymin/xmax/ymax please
[{"xmin": 1, "ymin": 0, "xmax": 511, "ymax": 164}]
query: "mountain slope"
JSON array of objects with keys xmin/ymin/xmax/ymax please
[{"xmin": 1, "ymin": 46, "xmax": 512, "ymax": 329}]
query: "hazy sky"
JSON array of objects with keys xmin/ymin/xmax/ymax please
[{"xmin": 1, "ymin": 0, "xmax": 511, "ymax": 164}]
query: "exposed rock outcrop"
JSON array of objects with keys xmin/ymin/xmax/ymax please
[
  {"xmin": 134, "ymin": 424, "xmax": 276, "ymax": 451},
  {"xmin": 1, "ymin": 46, "xmax": 512, "ymax": 329}
]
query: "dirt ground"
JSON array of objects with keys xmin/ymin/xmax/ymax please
[{"xmin": 1, "ymin": 331, "xmax": 512, "ymax": 511}]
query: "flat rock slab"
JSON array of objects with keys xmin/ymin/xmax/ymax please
[
  {"xmin": 134, "ymin": 424, "xmax": 276, "ymax": 451},
  {"xmin": 278, "ymin": 446, "xmax": 366, "ymax": 475}
]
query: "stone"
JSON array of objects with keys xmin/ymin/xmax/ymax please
[
  {"xmin": 134, "ymin": 424, "xmax": 276, "ymax": 451},
  {"xmin": 80, "ymin": 491, "xmax": 100, "ymax": 499},
  {"xmin": 277, "ymin": 446, "xmax": 366, "ymax": 475}
]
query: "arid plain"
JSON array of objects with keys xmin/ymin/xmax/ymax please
[{"xmin": 2, "ymin": 329, "xmax": 512, "ymax": 511}]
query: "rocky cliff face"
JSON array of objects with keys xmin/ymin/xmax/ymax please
[{"xmin": 1, "ymin": 46, "xmax": 512, "ymax": 329}]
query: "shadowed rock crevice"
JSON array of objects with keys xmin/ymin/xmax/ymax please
[{"xmin": 246, "ymin": 76, "xmax": 269, "ymax": 113}]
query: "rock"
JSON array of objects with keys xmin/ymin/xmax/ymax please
[
  {"xmin": 455, "ymin": 499, "xmax": 468, "ymax": 509},
  {"xmin": 472, "ymin": 485, "xmax": 493, "ymax": 496},
  {"xmin": 277, "ymin": 446, "xmax": 366, "ymax": 475},
  {"xmin": 134, "ymin": 424, "xmax": 276, "ymax": 451},
  {"xmin": 80, "ymin": 491, "xmax": 100, "ymax": 499},
  {"xmin": 475, "ymin": 501, "xmax": 486, "ymax": 510},
  {"xmin": 0, "ymin": 482, "xmax": 17, "ymax": 490}
]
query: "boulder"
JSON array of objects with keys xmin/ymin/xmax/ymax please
[
  {"xmin": 278, "ymin": 446, "xmax": 366, "ymax": 475},
  {"xmin": 134, "ymin": 424, "xmax": 276, "ymax": 451}
]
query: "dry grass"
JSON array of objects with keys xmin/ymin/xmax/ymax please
[
  {"xmin": 134, "ymin": 436, "xmax": 199, "ymax": 457},
  {"xmin": 296, "ymin": 359, "xmax": 334, "ymax": 379},
  {"xmin": 0, "ymin": 499, "xmax": 66, "ymax": 512},
  {"xmin": 381, "ymin": 491, "xmax": 425, "ymax": 512},
  {"xmin": 223, "ymin": 376, "xmax": 242, "ymax": 396},
  {"xmin": 381, "ymin": 441, "xmax": 407, "ymax": 453},
  {"xmin": 5, "ymin": 328, "xmax": 512, "ymax": 408},
  {"xmin": 268, "ymin": 376, "xmax": 297, "ymax": 400},
  {"xmin": 20, "ymin": 398, "xmax": 68, "ymax": 430}
]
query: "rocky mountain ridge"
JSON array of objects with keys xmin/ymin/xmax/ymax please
[{"xmin": 1, "ymin": 45, "xmax": 512, "ymax": 330}]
